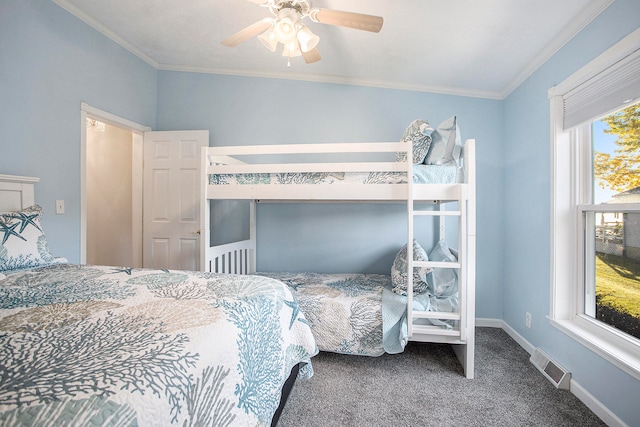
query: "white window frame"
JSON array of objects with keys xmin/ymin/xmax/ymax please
[{"xmin": 549, "ymin": 29, "xmax": 640, "ymax": 380}]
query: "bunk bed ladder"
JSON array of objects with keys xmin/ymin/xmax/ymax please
[
  {"xmin": 406, "ymin": 139, "xmax": 476, "ymax": 379},
  {"xmin": 407, "ymin": 201, "xmax": 465, "ymax": 339}
]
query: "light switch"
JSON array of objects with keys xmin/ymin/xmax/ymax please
[{"xmin": 55, "ymin": 200, "xmax": 65, "ymax": 214}]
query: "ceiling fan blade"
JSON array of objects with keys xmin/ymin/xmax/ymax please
[
  {"xmin": 302, "ymin": 47, "xmax": 321, "ymax": 64},
  {"xmin": 310, "ymin": 9, "xmax": 383, "ymax": 33},
  {"xmin": 221, "ymin": 19, "xmax": 272, "ymax": 47}
]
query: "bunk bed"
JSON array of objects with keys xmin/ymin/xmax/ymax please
[
  {"xmin": 200, "ymin": 123, "xmax": 476, "ymax": 378},
  {"xmin": 0, "ymin": 174, "xmax": 317, "ymax": 427}
]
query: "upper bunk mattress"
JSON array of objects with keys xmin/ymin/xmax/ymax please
[{"xmin": 210, "ymin": 164, "xmax": 463, "ymax": 186}]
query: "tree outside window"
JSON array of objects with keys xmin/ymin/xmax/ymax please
[{"xmin": 591, "ymin": 102, "xmax": 640, "ymax": 340}]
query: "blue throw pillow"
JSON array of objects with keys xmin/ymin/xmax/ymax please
[
  {"xmin": 391, "ymin": 239, "xmax": 432, "ymax": 296},
  {"xmin": 396, "ymin": 119, "xmax": 434, "ymax": 164},
  {"xmin": 424, "ymin": 116, "xmax": 461, "ymax": 166},
  {"xmin": 426, "ymin": 240, "xmax": 458, "ymax": 297}
]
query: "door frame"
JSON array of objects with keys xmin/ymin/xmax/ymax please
[{"xmin": 80, "ymin": 102, "xmax": 151, "ymax": 265}]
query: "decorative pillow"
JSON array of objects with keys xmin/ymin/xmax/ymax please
[
  {"xmin": 396, "ymin": 119, "xmax": 434, "ymax": 164},
  {"xmin": 424, "ymin": 116, "xmax": 461, "ymax": 166},
  {"xmin": 0, "ymin": 205, "xmax": 56, "ymax": 273},
  {"xmin": 391, "ymin": 239, "xmax": 432, "ymax": 296},
  {"xmin": 426, "ymin": 240, "xmax": 458, "ymax": 297}
]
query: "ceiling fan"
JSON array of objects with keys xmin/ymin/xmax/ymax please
[{"xmin": 221, "ymin": 0, "xmax": 383, "ymax": 65}]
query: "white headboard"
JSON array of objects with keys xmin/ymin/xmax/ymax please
[{"xmin": 0, "ymin": 174, "xmax": 39, "ymax": 211}]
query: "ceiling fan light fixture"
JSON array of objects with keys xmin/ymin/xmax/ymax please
[
  {"xmin": 296, "ymin": 25, "xmax": 319, "ymax": 53},
  {"xmin": 258, "ymin": 26, "xmax": 278, "ymax": 52},
  {"xmin": 221, "ymin": 0, "xmax": 383, "ymax": 66},
  {"xmin": 273, "ymin": 8, "xmax": 299, "ymax": 44},
  {"xmin": 281, "ymin": 40, "xmax": 302, "ymax": 58}
]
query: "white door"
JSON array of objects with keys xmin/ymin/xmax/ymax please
[{"xmin": 143, "ymin": 130, "xmax": 208, "ymax": 270}]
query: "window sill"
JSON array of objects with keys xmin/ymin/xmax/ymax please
[{"xmin": 549, "ymin": 317, "xmax": 640, "ymax": 381}]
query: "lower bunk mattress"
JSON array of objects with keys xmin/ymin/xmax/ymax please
[
  {"xmin": 257, "ymin": 272, "xmax": 459, "ymax": 357},
  {"xmin": 0, "ymin": 264, "xmax": 317, "ymax": 426}
]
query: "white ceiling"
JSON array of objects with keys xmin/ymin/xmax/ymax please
[{"xmin": 52, "ymin": 0, "xmax": 613, "ymax": 99}]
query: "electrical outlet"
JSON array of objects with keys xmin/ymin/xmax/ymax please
[{"xmin": 525, "ymin": 312, "xmax": 532, "ymax": 329}]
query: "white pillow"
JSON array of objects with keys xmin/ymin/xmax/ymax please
[
  {"xmin": 391, "ymin": 239, "xmax": 432, "ymax": 296},
  {"xmin": 426, "ymin": 240, "xmax": 458, "ymax": 297},
  {"xmin": 0, "ymin": 205, "xmax": 56, "ymax": 273},
  {"xmin": 424, "ymin": 116, "xmax": 462, "ymax": 166}
]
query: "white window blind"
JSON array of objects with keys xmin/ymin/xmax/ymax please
[{"xmin": 562, "ymin": 45, "xmax": 640, "ymax": 130}]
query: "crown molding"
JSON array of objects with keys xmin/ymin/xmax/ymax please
[
  {"xmin": 499, "ymin": 0, "xmax": 615, "ymax": 99},
  {"xmin": 50, "ymin": 0, "xmax": 502, "ymax": 99},
  {"xmin": 158, "ymin": 64, "xmax": 504, "ymax": 100},
  {"xmin": 52, "ymin": 0, "xmax": 613, "ymax": 101},
  {"xmin": 51, "ymin": 0, "xmax": 159, "ymax": 68}
]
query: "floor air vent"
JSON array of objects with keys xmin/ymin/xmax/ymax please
[{"xmin": 530, "ymin": 348, "xmax": 571, "ymax": 389}]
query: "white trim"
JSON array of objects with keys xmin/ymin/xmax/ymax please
[
  {"xmin": 51, "ymin": 0, "xmax": 613, "ymax": 101},
  {"xmin": 475, "ymin": 318, "xmax": 503, "ymax": 328},
  {"xmin": 500, "ymin": 0, "xmax": 614, "ymax": 99},
  {"xmin": 51, "ymin": 0, "xmax": 159, "ymax": 69},
  {"xmin": 496, "ymin": 318, "xmax": 629, "ymax": 427},
  {"xmin": 475, "ymin": 318, "xmax": 629, "ymax": 426},
  {"xmin": 0, "ymin": 174, "xmax": 40, "ymax": 184},
  {"xmin": 79, "ymin": 103, "xmax": 151, "ymax": 264},
  {"xmin": 550, "ymin": 27, "xmax": 640, "ymax": 97},
  {"xmin": 500, "ymin": 319, "xmax": 536, "ymax": 355},
  {"xmin": 550, "ymin": 317, "xmax": 640, "ymax": 380},
  {"xmin": 80, "ymin": 108, "xmax": 88, "ymax": 263},
  {"xmin": 549, "ymin": 95, "xmax": 576, "ymax": 321},
  {"xmin": 571, "ymin": 379, "xmax": 629, "ymax": 427},
  {"xmin": 549, "ymin": 28, "xmax": 640, "ymax": 383},
  {"xmin": 80, "ymin": 103, "xmax": 151, "ymax": 133},
  {"xmin": 0, "ymin": 175, "xmax": 39, "ymax": 211},
  {"xmin": 131, "ymin": 133, "xmax": 144, "ymax": 268},
  {"xmin": 158, "ymin": 65, "xmax": 503, "ymax": 100}
]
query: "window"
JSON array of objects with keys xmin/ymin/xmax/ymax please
[
  {"xmin": 584, "ymin": 103, "xmax": 640, "ymax": 339},
  {"xmin": 550, "ymin": 28, "xmax": 640, "ymax": 379}
]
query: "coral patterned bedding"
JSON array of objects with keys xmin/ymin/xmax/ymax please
[
  {"xmin": 209, "ymin": 164, "xmax": 463, "ymax": 187},
  {"xmin": 258, "ymin": 272, "xmax": 389, "ymax": 356},
  {"xmin": 0, "ymin": 264, "xmax": 317, "ymax": 426},
  {"xmin": 259, "ymin": 253, "xmax": 460, "ymax": 358}
]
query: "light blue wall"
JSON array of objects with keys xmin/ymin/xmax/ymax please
[
  {"xmin": 502, "ymin": 0, "xmax": 640, "ymax": 424},
  {"xmin": 156, "ymin": 71, "xmax": 503, "ymax": 318},
  {"xmin": 2, "ymin": 0, "xmax": 639, "ymax": 423},
  {"xmin": 0, "ymin": 0, "xmax": 157, "ymax": 262}
]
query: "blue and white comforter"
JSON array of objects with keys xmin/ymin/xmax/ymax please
[
  {"xmin": 259, "ymin": 271, "xmax": 460, "ymax": 357},
  {"xmin": 258, "ymin": 272, "xmax": 389, "ymax": 357},
  {"xmin": 0, "ymin": 264, "xmax": 317, "ymax": 426},
  {"xmin": 210, "ymin": 164, "xmax": 462, "ymax": 186}
]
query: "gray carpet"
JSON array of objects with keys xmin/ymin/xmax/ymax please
[{"xmin": 278, "ymin": 327, "xmax": 606, "ymax": 427}]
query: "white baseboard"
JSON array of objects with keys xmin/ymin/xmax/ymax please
[
  {"xmin": 499, "ymin": 319, "xmax": 536, "ymax": 355},
  {"xmin": 476, "ymin": 317, "xmax": 504, "ymax": 329},
  {"xmin": 571, "ymin": 381, "xmax": 628, "ymax": 427},
  {"xmin": 478, "ymin": 318, "xmax": 628, "ymax": 427}
]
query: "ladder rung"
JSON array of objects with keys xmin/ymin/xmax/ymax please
[
  {"xmin": 411, "ymin": 324, "xmax": 461, "ymax": 336},
  {"xmin": 413, "ymin": 261, "xmax": 461, "ymax": 269},
  {"xmin": 412, "ymin": 311, "xmax": 460, "ymax": 320},
  {"xmin": 412, "ymin": 210, "xmax": 461, "ymax": 216}
]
